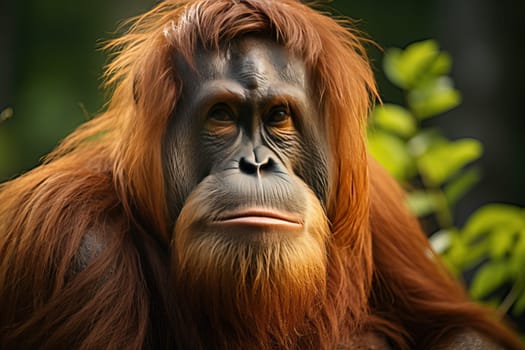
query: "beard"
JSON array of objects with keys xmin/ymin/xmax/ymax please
[{"xmin": 170, "ymin": 179, "xmax": 330, "ymax": 349}]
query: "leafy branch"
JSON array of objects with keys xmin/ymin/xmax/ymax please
[{"xmin": 368, "ymin": 40, "xmax": 525, "ymax": 319}]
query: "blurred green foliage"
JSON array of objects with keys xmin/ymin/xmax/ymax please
[
  {"xmin": 0, "ymin": 0, "xmax": 149, "ymax": 182},
  {"xmin": 369, "ymin": 40, "xmax": 525, "ymax": 320}
]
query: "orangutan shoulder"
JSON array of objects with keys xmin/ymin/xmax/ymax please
[
  {"xmin": 68, "ymin": 229, "xmax": 108, "ymax": 276},
  {"xmin": 344, "ymin": 330, "xmax": 505, "ymax": 350},
  {"xmin": 67, "ymin": 221, "xmax": 127, "ymax": 277},
  {"xmin": 435, "ymin": 329, "xmax": 505, "ymax": 350}
]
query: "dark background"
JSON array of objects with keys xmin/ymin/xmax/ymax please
[{"xmin": 1, "ymin": 0, "xmax": 524, "ymax": 225}]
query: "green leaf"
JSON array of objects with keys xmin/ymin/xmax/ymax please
[
  {"xmin": 442, "ymin": 231, "xmax": 466, "ymax": 269},
  {"xmin": 383, "ymin": 48, "xmax": 406, "ymax": 88},
  {"xmin": 444, "ymin": 167, "xmax": 481, "ymax": 205},
  {"xmin": 512, "ymin": 288, "xmax": 525, "ymax": 316},
  {"xmin": 418, "ymin": 138, "xmax": 483, "ymax": 186},
  {"xmin": 429, "ymin": 229, "xmax": 453, "ymax": 254},
  {"xmin": 460, "ymin": 239, "xmax": 491, "ymax": 269},
  {"xmin": 406, "ymin": 190, "xmax": 439, "ymax": 217},
  {"xmin": 383, "ymin": 48, "xmax": 405, "ymax": 88},
  {"xmin": 406, "ymin": 129, "xmax": 445, "ymax": 157},
  {"xmin": 470, "ymin": 261, "xmax": 511, "ymax": 299},
  {"xmin": 443, "ymin": 231, "xmax": 491, "ymax": 271},
  {"xmin": 371, "ymin": 104, "xmax": 416, "ymax": 137},
  {"xmin": 489, "ymin": 227, "xmax": 516, "ymax": 259},
  {"xmin": 368, "ymin": 129, "xmax": 413, "ymax": 181},
  {"xmin": 383, "ymin": 40, "xmax": 441, "ymax": 88},
  {"xmin": 427, "ymin": 52, "xmax": 452, "ymax": 76},
  {"xmin": 463, "ymin": 204, "xmax": 525, "ymax": 242},
  {"xmin": 508, "ymin": 229, "xmax": 525, "ymax": 276},
  {"xmin": 408, "ymin": 77, "xmax": 462, "ymax": 119}
]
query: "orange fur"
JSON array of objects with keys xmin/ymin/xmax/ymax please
[{"xmin": 0, "ymin": 1, "xmax": 522, "ymax": 349}]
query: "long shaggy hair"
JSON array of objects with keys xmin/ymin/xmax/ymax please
[{"xmin": 0, "ymin": 1, "xmax": 523, "ymax": 349}]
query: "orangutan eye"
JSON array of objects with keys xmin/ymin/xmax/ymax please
[
  {"xmin": 267, "ymin": 105, "xmax": 292, "ymax": 127},
  {"xmin": 208, "ymin": 104, "xmax": 236, "ymax": 123}
]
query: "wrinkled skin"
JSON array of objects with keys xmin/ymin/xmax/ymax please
[{"xmin": 163, "ymin": 36, "xmax": 329, "ymax": 222}]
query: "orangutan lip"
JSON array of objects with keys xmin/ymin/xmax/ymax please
[{"xmin": 214, "ymin": 208, "xmax": 303, "ymax": 229}]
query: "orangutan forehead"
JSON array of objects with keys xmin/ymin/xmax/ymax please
[{"xmin": 183, "ymin": 37, "xmax": 307, "ymax": 90}]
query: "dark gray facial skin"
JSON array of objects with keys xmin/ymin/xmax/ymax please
[{"xmin": 163, "ymin": 36, "xmax": 329, "ymax": 233}]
